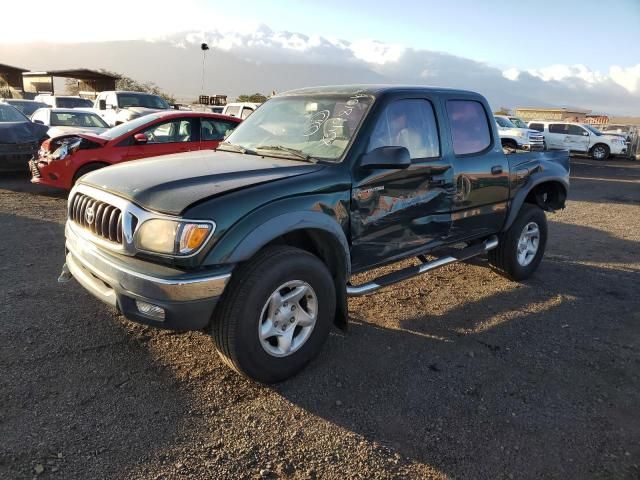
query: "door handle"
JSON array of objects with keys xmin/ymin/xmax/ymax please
[{"xmin": 491, "ymin": 165, "xmax": 503, "ymax": 175}]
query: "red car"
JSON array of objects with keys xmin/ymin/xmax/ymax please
[{"xmin": 30, "ymin": 111, "xmax": 241, "ymax": 190}]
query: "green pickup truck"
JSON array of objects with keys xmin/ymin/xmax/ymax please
[{"xmin": 60, "ymin": 85, "xmax": 570, "ymax": 382}]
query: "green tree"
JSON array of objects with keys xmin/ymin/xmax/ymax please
[{"xmin": 236, "ymin": 93, "xmax": 267, "ymax": 103}]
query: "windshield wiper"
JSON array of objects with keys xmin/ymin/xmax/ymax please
[
  {"xmin": 217, "ymin": 142, "xmax": 256, "ymax": 154},
  {"xmin": 255, "ymin": 145, "xmax": 315, "ymax": 162}
]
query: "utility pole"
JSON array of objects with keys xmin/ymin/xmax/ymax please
[{"xmin": 200, "ymin": 43, "xmax": 210, "ymax": 98}]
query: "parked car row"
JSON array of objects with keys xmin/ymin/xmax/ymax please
[{"xmin": 492, "ymin": 113, "xmax": 630, "ymax": 160}]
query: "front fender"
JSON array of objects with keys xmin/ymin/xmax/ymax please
[{"xmin": 203, "ymin": 193, "xmax": 351, "ymax": 274}]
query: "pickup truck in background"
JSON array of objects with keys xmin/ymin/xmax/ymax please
[
  {"xmin": 494, "ymin": 115, "xmax": 545, "ymax": 152},
  {"xmin": 222, "ymin": 102, "xmax": 261, "ymax": 119},
  {"xmin": 60, "ymin": 85, "xmax": 570, "ymax": 382},
  {"xmin": 93, "ymin": 91, "xmax": 172, "ymax": 126},
  {"xmin": 528, "ymin": 120, "xmax": 627, "ymax": 160}
]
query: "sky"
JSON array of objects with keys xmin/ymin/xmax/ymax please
[
  {"xmin": 3, "ymin": 0, "xmax": 638, "ymax": 71},
  {"xmin": 2, "ymin": 0, "xmax": 639, "ymax": 114}
]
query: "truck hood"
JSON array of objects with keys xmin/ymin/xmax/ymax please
[{"xmin": 80, "ymin": 150, "xmax": 324, "ymax": 215}]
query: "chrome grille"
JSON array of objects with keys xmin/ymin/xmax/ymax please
[{"xmin": 69, "ymin": 193, "xmax": 123, "ymax": 244}]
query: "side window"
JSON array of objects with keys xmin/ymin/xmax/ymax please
[
  {"xmin": 549, "ymin": 123, "xmax": 567, "ymax": 134},
  {"xmin": 367, "ymin": 99, "xmax": 440, "ymax": 159},
  {"xmin": 446, "ymin": 100, "xmax": 492, "ymax": 155},
  {"xmin": 529, "ymin": 123, "xmax": 544, "ymax": 132},
  {"xmin": 240, "ymin": 107, "xmax": 254, "ymax": 120},
  {"xmin": 567, "ymin": 125, "xmax": 586, "ymax": 136},
  {"xmin": 140, "ymin": 119, "xmax": 192, "ymax": 144},
  {"xmin": 201, "ymin": 119, "xmax": 237, "ymax": 141}
]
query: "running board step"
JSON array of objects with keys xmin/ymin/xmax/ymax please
[{"xmin": 346, "ymin": 235, "xmax": 498, "ymax": 297}]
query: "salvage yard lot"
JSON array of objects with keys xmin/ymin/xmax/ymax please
[{"xmin": 1, "ymin": 158, "xmax": 639, "ymax": 479}]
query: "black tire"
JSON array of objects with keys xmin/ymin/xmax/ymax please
[
  {"xmin": 590, "ymin": 143, "xmax": 610, "ymax": 160},
  {"xmin": 72, "ymin": 163, "xmax": 107, "ymax": 185},
  {"xmin": 488, "ymin": 203, "xmax": 547, "ymax": 281},
  {"xmin": 211, "ymin": 245, "xmax": 336, "ymax": 383}
]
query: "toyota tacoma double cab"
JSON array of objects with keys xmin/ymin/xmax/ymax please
[{"xmin": 59, "ymin": 85, "xmax": 569, "ymax": 383}]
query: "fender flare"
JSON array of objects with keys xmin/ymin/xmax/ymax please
[
  {"xmin": 503, "ymin": 174, "xmax": 569, "ymax": 232},
  {"xmin": 224, "ymin": 211, "xmax": 351, "ymax": 276}
]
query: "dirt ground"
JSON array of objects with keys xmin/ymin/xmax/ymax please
[{"xmin": 1, "ymin": 158, "xmax": 639, "ymax": 480}]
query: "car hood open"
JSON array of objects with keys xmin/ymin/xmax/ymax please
[{"xmin": 80, "ymin": 150, "xmax": 323, "ymax": 215}]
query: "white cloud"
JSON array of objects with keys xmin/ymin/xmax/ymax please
[
  {"xmin": 348, "ymin": 39, "xmax": 406, "ymax": 65},
  {"xmin": 502, "ymin": 68, "xmax": 520, "ymax": 81},
  {"xmin": 609, "ymin": 64, "xmax": 640, "ymax": 93}
]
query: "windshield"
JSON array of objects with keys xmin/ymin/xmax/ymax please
[
  {"xmin": 509, "ymin": 117, "xmax": 528, "ymax": 128},
  {"xmin": 117, "ymin": 93, "xmax": 169, "ymax": 109},
  {"xmin": 56, "ymin": 97, "xmax": 93, "ymax": 108},
  {"xmin": 0, "ymin": 104, "xmax": 28, "ymax": 122},
  {"xmin": 223, "ymin": 94, "xmax": 374, "ymax": 161},
  {"xmin": 495, "ymin": 116, "xmax": 515, "ymax": 128},
  {"xmin": 50, "ymin": 111, "xmax": 109, "ymax": 128},
  {"xmin": 583, "ymin": 124, "xmax": 602, "ymax": 136},
  {"xmin": 100, "ymin": 114, "xmax": 163, "ymax": 139}
]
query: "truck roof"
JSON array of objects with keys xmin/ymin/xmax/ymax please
[{"xmin": 280, "ymin": 84, "xmax": 479, "ymax": 97}]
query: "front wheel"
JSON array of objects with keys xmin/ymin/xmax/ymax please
[
  {"xmin": 211, "ymin": 246, "xmax": 336, "ymax": 383},
  {"xmin": 590, "ymin": 143, "xmax": 610, "ymax": 160},
  {"xmin": 488, "ymin": 204, "xmax": 547, "ymax": 280}
]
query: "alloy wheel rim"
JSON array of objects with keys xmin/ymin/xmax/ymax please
[
  {"xmin": 516, "ymin": 222, "xmax": 540, "ymax": 266},
  {"xmin": 594, "ymin": 146, "xmax": 605, "ymax": 159},
  {"xmin": 258, "ymin": 280, "xmax": 318, "ymax": 357}
]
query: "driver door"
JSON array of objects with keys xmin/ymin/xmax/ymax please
[
  {"xmin": 123, "ymin": 117, "xmax": 198, "ymax": 162},
  {"xmin": 350, "ymin": 97, "xmax": 454, "ymax": 272}
]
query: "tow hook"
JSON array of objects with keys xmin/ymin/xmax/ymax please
[{"xmin": 58, "ymin": 263, "xmax": 72, "ymax": 283}]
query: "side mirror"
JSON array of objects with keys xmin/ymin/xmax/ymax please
[
  {"xmin": 582, "ymin": 131, "xmax": 589, "ymax": 136},
  {"xmin": 360, "ymin": 146, "xmax": 411, "ymax": 170},
  {"xmin": 98, "ymin": 99, "xmax": 106, "ymax": 110},
  {"xmin": 133, "ymin": 133, "xmax": 148, "ymax": 144},
  {"xmin": 33, "ymin": 119, "xmax": 44, "ymax": 125}
]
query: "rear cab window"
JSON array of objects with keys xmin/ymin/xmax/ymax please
[
  {"xmin": 446, "ymin": 100, "xmax": 492, "ymax": 155},
  {"xmin": 549, "ymin": 124, "xmax": 567, "ymax": 134},
  {"xmin": 529, "ymin": 123, "xmax": 544, "ymax": 132}
]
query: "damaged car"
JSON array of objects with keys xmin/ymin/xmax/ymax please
[
  {"xmin": 0, "ymin": 103, "xmax": 48, "ymax": 172},
  {"xmin": 30, "ymin": 111, "xmax": 241, "ymax": 189}
]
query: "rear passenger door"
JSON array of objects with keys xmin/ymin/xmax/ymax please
[
  {"xmin": 547, "ymin": 123, "xmax": 567, "ymax": 149},
  {"xmin": 445, "ymin": 98, "xmax": 509, "ymax": 240}
]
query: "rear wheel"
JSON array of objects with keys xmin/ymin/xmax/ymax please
[
  {"xmin": 488, "ymin": 204, "xmax": 547, "ymax": 280},
  {"xmin": 590, "ymin": 143, "xmax": 610, "ymax": 160},
  {"xmin": 211, "ymin": 246, "xmax": 336, "ymax": 383}
]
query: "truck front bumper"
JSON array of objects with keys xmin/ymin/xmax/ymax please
[{"xmin": 63, "ymin": 222, "xmax": 231, "ymax": 330}]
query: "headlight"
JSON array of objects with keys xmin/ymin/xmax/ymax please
[
  {"xmin": 134, "ymin": 219, "xmax": 213, "ymax": 255},
  {"xmin": 51, "ymin": 138, "xmax": 82, "ymax": 161}
]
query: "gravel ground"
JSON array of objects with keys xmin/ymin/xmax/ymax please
[{"xmin": 1, "ymin": 158, "xmax": 639, "ymax": 480}]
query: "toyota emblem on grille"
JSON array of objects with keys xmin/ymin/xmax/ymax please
[{"xmin": 85, "ymin": 206, "xmax": 95, "ymax": 224}]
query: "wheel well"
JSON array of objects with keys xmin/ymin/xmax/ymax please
[
  {"xmin": 524, "ymin": 181, "xmax": 567, "ymax": 211},
  {"xmin": 590, "ymin": 142, "xmax": 609, "ymax": 151},
  {"xmin": 72, "ymin": 162, "xmax": 110, "ymax": 183},
  {"xmin": 262, "ymin": 228, "xmax": 349, "ymax": 329}
]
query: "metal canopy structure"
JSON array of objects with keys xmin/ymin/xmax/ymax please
[
  {"xmin": 0, "ymin": 63, "xmax": 29, "ymax": 97},
  {"xmin": 22, "ymin": 68, "xmax": 119, "ymax": 98}
]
